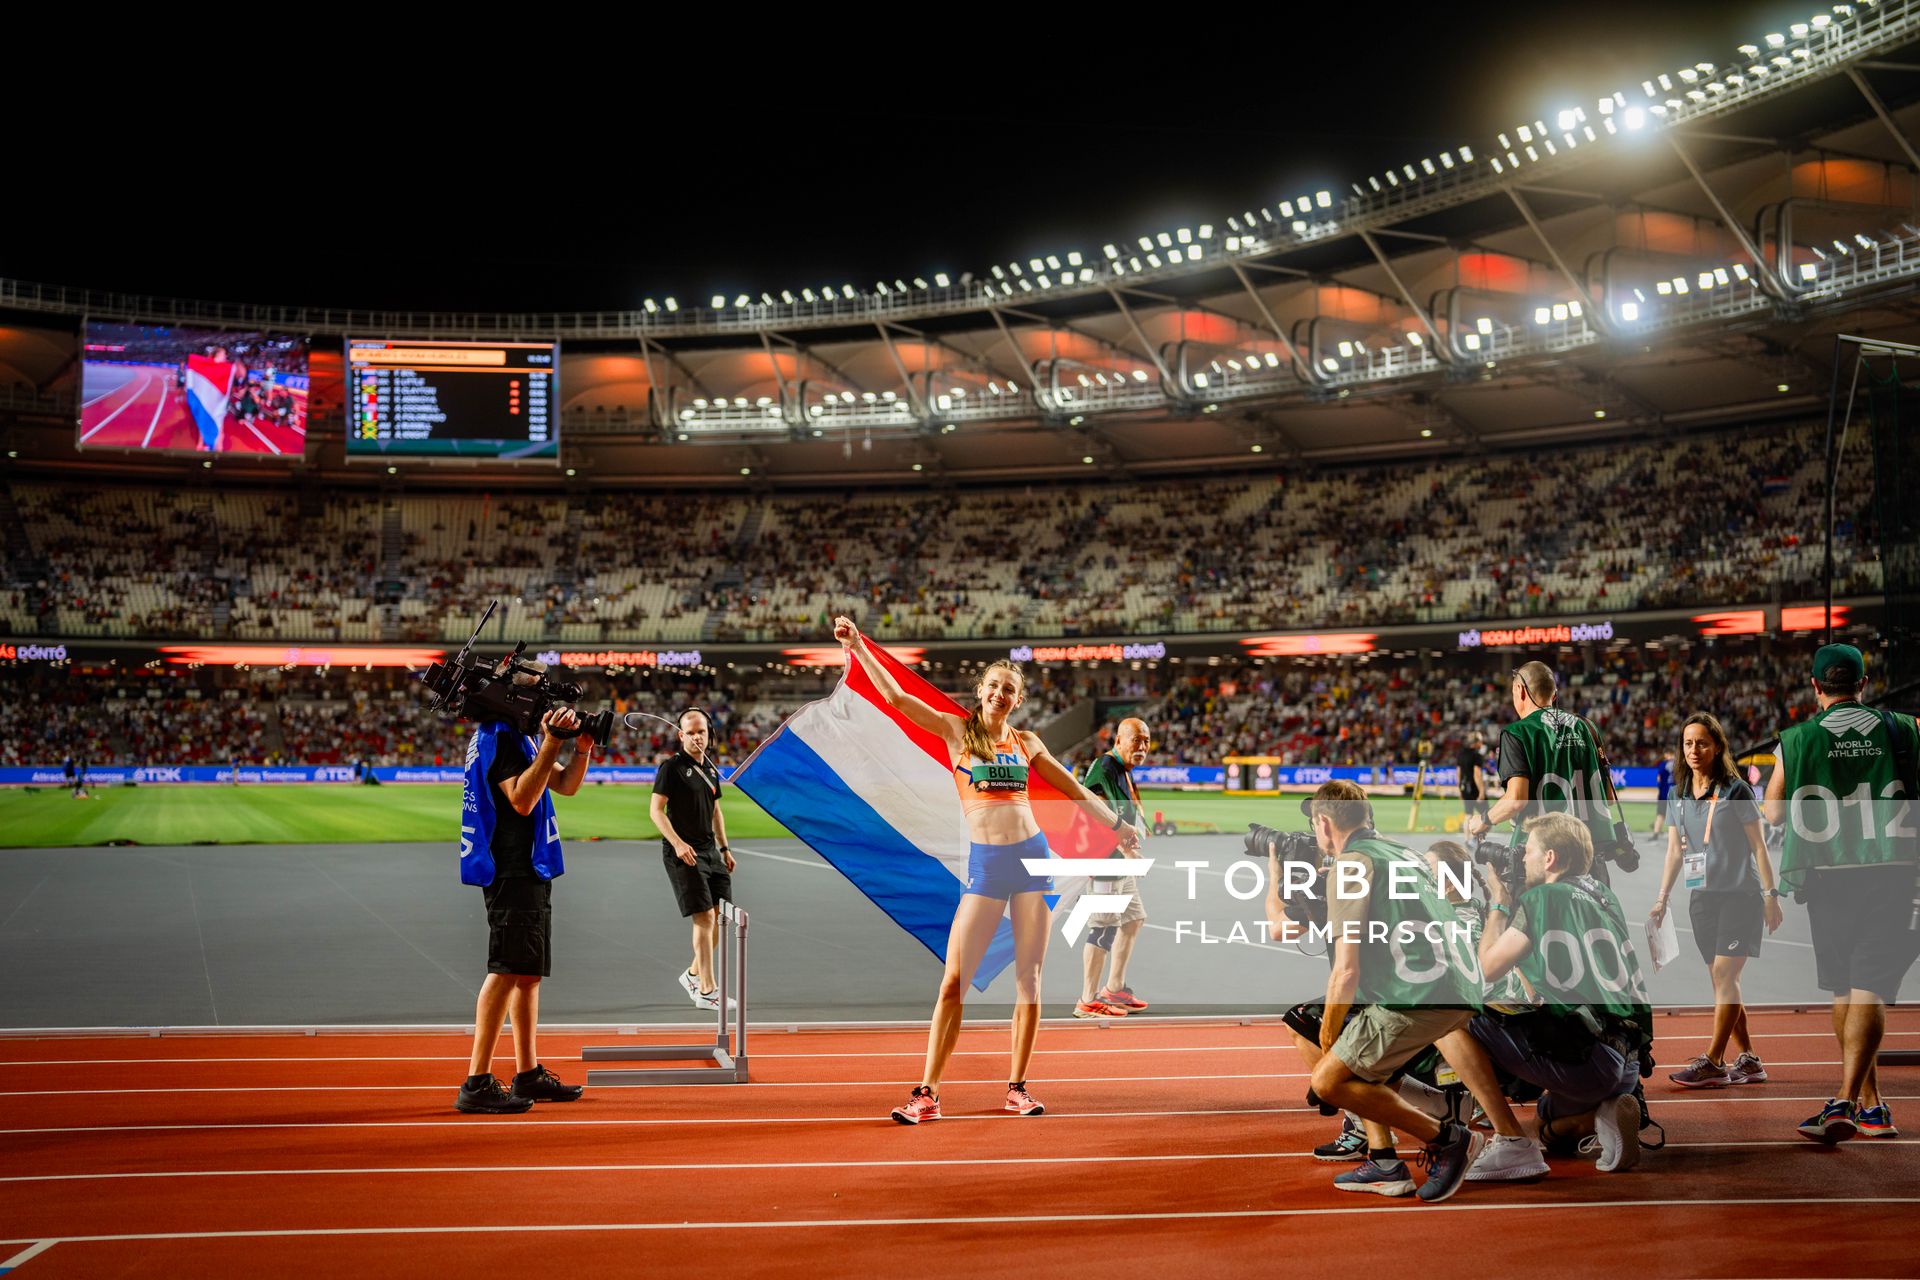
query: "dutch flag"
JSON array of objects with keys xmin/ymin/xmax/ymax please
[
  {"xmin": 733, "ymin": 642, "xmax": 1119, "ymax": 991},
  {"xmin": 184, "ymin": 354, "xmax": 238, "ymax": 451}
]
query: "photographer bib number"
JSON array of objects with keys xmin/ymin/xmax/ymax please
[{"xmin": 1788, "ymin": 780, "xmax": 1915, "ymax": 844}]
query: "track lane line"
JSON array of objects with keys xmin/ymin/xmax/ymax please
[
  {"xmin": 1, "ymin": 1138, "xmax": 1913, "ymax": 1186},
  {"xmin": 2, "ymin": 1197, "xmax": 1917, "ymax": 1246},
  {"xmin": 78, "ymin": 369, "xmax": 156, "ymax": 442}
]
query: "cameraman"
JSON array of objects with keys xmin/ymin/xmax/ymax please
[
  {"xmin": 1436, "ymin": 813, "xmax": 1653, "ymax": 1175},
  {"xmin": 1762, "ymin": 643, "xmax": 1920, "ymax": 1142},
  {"xmin": 1465, "ymin": 661, "xmax": 1629, "ymax": 885},
  {"xmin": 1290, "ymin": 781, "xmax": 1485, "ymax": 1203},
  {"xmin": 454, "ymin": 667, "xmax": 594, "ymax": 1115}
]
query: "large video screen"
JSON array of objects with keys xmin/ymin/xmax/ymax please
[
  {"xmin": 344, "ymin": 339, "xmax": 558, "ymax": 460},
  {"xmin": 79, "ymin": 323, "xmax": 309, "ymax": 457}
]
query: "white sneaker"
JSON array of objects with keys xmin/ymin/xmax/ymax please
[
  {"xmin": 693, "ymin": 988, "xmax": 738, "ymax": 1013},
  {"xmin": 1464, "ymin": 1133, "xmax": 1549, "ymax": 1182},
  {"xmin": 678, "ymin": 968, "xmax": 702, "ymax": 1004},
  {"xmin": 1396, "ymin": 1076, "xmax": 1452, "ymax": 1122},
  {"xmin": 1594, "ymin": 1093, "xmax": 1642, "ymax": 1172}
]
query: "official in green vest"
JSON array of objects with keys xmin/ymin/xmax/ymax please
[
  {"xmin": 1074, "ymin": 717, "xmax": 1152, "ymax": 1018},
  {"xmin": 1436, "ymin": 812, "xmax": 1654, "ymax": 1177},
  {"xmin": 1761, "ymin": 642, "xmax": 1919, "ymax": 1143},
  {"xmin": 1465, "ymin": 661, "xmax": 1630, "ymax": 884},
  {"xmin": 1298, "ymin": 780, "xmax": 1486, "ymax": 1203}
]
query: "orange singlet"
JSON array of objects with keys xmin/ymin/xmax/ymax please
[{"xmin": 953, "ymin": 727, "xmax": 1034, "ymax": 816}]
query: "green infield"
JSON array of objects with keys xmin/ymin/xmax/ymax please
[{"xmin": 0, "ymin": 782, "xmax": 1660, "ymax": 848}]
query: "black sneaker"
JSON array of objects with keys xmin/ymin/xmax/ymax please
[
  {"xmin": 455, "ymin": 1073, "xmax": 533, "ymax": 1114},
  {"xmin": 1415, "ymin": 1122, "xmax": 1485, "ymax": 1203},
  {"xmin": 1313, "ymin": 1113, "xmax": 1368, "ymax": 1162},
  {"xmin": 511, "ymin": 1064, "xmax": 584, "ymax": 1103}
]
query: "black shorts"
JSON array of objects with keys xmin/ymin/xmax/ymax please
[
  {"xmin": 1688, "ymin": 890, "xmax": 1764, "ymax": 964},
  {"xmin": 1807, "ymin": 864, "xmax": 1920, "ymax": 1001},
  {"xmin": 482, "ymin": 876, "xmax": 552, "ymax": 978},
  {"xmin": 662, "ymin": 847, "xmax": 732, "ymax": 918}
]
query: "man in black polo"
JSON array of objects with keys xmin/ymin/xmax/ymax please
[
  {"xmin": 651, "ymin": 708, "xmax": 736, "ymax": 1010},
  {"xmin": 1457, "ymin": 731, "xmax": 1489, "ymax": 826}
]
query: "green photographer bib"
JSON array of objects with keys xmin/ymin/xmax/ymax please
[
  {"xmin": 1777, "ymin": 702, "xmax": 1919, "ymax": 894},
  {"xmin": 1345, "ymin": 837, "xmax": 1481, "ymax": 1011},
  {"xmin": 1502, "ymin": 708, "xmax": 1614, "ymax": 852},
  {"xmin": 1510, "ymin": 877, "xmax": 1651, "ymax": 1026}
]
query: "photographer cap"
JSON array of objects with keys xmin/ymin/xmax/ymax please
[{"xmin": 1812, "ymin": 643, "xmax": 1865, "ymax": 689}]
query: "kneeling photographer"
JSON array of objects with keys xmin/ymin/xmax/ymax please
[
  {"xmin": 1436, "ymin": 813, "xmax": 1656, "ymax": 1175},
  {"xmin": 1272, "ymin": 781, "xmax": 1486, "ymax": 1203},
  {"xmin": 1465, "ymin": 661, "xmax": 1637, "ymax": 886}
]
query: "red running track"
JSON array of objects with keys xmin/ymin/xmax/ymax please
[{"xmin": 0, "ymin": 1010, "xmax": 1913, "ymax": 1278}]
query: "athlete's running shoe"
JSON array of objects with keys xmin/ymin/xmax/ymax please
[
  {"xmin": 1006, "ymin": 1084, "xmax": 1046, "ymax": 1116},
  {"xmin": 890, "ymin": 1086, "xmax": 941, "ymax": 1124},
  {"xmin": 679, "ymin": 968, "xmax": 702, "ymax": 1004},
  {"xmin": 455, "ymin": 1073, "xmax": 533, "ymax": 1115},
  {"xmin": 1857, "ymin": 1104, "xmax": 1898, "ymax": 1137},
  {"xmin": 1332, "ymin": 1158, "xmax": 1414, "ymax": 1197},
  {"xmin": 1798, "ymin": 1098, "xmax": 1859, "ymax": 1144},
  {"xmin": 1465, "ymin": 1134, "xmax": 1548, "ymax": 1182},
  {"xmin": 1073, "ymin": 999, "xmax": 1129, "ymax": 1018},
  {"xmin": 1669, "ymin": 1055, "xmax": 1732, "ymax": 1088},
  {"xmin": 1727, "ymin": 1051, "xmax": 1768, "ymax": 1084},
  {"xmin": 1100, "ymin": 986, "xmax": 1149, "ymax": 1012},
  {"xmin": 1313, "ymin": 1113, "xmax": 1367, "ymax": 1162},
  {"xmin": 693, "ymin": 987, "xmax": 738, "ymax": 1013}
]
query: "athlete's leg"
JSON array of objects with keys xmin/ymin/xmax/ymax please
[
  {"xmin": 1080, "ymin": 939, "xmax": 1106, "ymax": 1005},
  {"xmin": 917, "ymin": 894, "xmax": 1008, "ymax": 1090},
  {"xmin": 1007, "ymin": 891, "xmax": 1052, "ymax": 1083},
  {"xmin": 1108, "ymin": 918, "xmax": 1143, "ymax": 991}
]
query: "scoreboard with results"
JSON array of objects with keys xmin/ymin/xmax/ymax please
[{"xmin": 345, "ymin": 339, "xmax": 558, "ymax": 460}]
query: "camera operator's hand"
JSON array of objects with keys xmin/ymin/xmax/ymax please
[
  {"xmin": 1484, "ymin": 860, "xmax": 1514, "ymax": 910},
  {"xmin": 674, "ymin": 840, "xmax": 698, "ymax": 867},
  {"xmin": 832, "ymin": 615, "xmax": 861, "ymax": 649},
  {"xmin": 1462, "ymin": 812, "xmax": 1489, "ymax": 840},
  {"xmin": 540, "ymin": 706, "xmax": 580, "ymax": 744}
]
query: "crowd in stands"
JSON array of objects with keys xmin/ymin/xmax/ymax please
[
  {"xmin": 0, "ymin": 638, "xmax": 1833, "ymax": 773},
  {"xmin": 0, "ymin": 420, "xmax": 1880, "ymax": 646}
]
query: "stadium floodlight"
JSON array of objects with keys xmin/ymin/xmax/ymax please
[
  {"xmin": 1155, "ymin": 232, "xmax": 1173, "ymax": 248},
  {"xmin": 1227, "ymin": 237, "xmax": 1240, "ymax": 252},
  {"xmin": 1738, "ymin": 42, "xmax": 1760, "ymax": 56},
  {"xmin": 1620, "ymin": 301, "xmax": 1640, "ymax": 321},
  {"xmin": 1766, "ymin": 30, "xmax": 1786, "ymax": 44},
  {"xmin": 1315, "ymin": 191, "xmax": 1332, "ymax": 208},
  {"xmin": 1291, "ymin": 220, "xmax": 1308, "ymax": 233},
  {"xmin": 1045, "ymin": 255, "xmax": 1061, "ymax": 270},
  {"xmin": 1552, "ymin": 303, "xmax": 1569, "ymax": 321},
  {"xmin": 1733, "ymin": 263, "xmax": 1750, "ymax": 280},
  {"xmin": 1407, "ymin": 330, "xmax": 1423, "ymax": 345},
  {"xmin": 693, "ymin": 398, "xmax": 708, "ymax": 408},
  {"xmin": 1492, "ymin": 158, "xmax": 1505, "ymax": 173},
  {"xmin": 1593, "ymin": 409, "xmax": 1607, "ymax": 420},
  {"xmin": 1498, "ymin": 132, "xmax": 1512, "ymax": 149},
  {"xmin": 740, "ymin": 467, "xmax": 752, "ymax": 476},
  {"xmin": 757, "ymin": 396, "xmax": 774, "ymax": 408},
  {"xmin": 1584, "ymin": 126, "xmax": 1597, "ymax": 141},
  {"xmin": 1421, "ymin": 158, "xmax": 1437, "ymax": 175},
  {"xmin": 1029, "ymin": 258, "xmax": 1044, "ymax": 273},
  {"xmin": 1800, "ymin": 261, "xmax": 1820, "ymax": 280},
  {"xmin": 1603, "ymin": 117, "xmax": 1619, "ymax": 134},
  {"xmin": 1145, "ymin": 253, "xmax": 1162, "ymax": 268},
  {"xmin": 882, "ymin": 390, "xmax": 897, "ymax": 401},
  {"xmin": 1679, "ymin": 68, "xmax": 1700, "ymax": 82},
  {"xmin": 780, "ymin": 290, "xmax": 795, "ymax": 304},
  {"xmin": 1264, "ymin": 352, "xmax": 1280, "ymax": 367},
  {"xmin": 1337, "ymin": 340, "xmax": 1354, "ymax": 357},
  {"xmin": 1369, "ymin": 176, "xmax": 1382, "ymax": 191},
  {"xmin": 862, "ymin": 391, "xmax": 877, "ymax": 403},
  {"xmin": 1187, "ymin": 244, "xmax": 1203, "ymax": 261},
  {"xmin": 1567, "ymin": 299, "xmax": 1582, "ymax": 317},
  {"xmin": 1129, "ymin": 257, "xmax": 1143, "ymax": 271},
  {"xmin": 1476, "ymin": 317, "xmax": 1493, "ymax": 334},
  {"xmin": 1132, "ymin": 369, "xmax": 1149, "ymax": 382},
  {"xmin": 841, "ymin": 391, "xmax": 856, "ymax": 404},
  {"xmin": 735, "ymin": 295, "xmax": 751, "ymax": 308},
  {"xmin": 1464, "ymin": 333, "xmax": 1481, "ymax": 351},
  {"xmin": 1137, "ymin": 236, "xmax": 1153, "ymax": 251},
  {"xmin": 934, "ymin": 273, "xmax": 950, "ymax": 287},
  {"xmin": 1250, "ymin": 444, "xmax": 1263, "ymax": 453},
  {"xmin": 991, "ymin": 265, "xmax": 1006, "ymax": 280},
  {"xmin": 1067, "ymin": 251, "xmax": 1084, "ymax": 266},
  {"xmin": 1192, "ymin": 372, "xmax": 1210, "ymax": 387},
  {"xmin": 1687, "ymin": 90, "xmax": 1707, "ymax": 102},
  {"xmin": 1545, "ymin": 139, "xmax": 1559, "ymax": 154},
  {"xmin": 1019, "ymin": 278, "xmax": 1034, "ymax": 290},
  {"xmin": 1198, "ymin": 224, "xmax": 1213, "ymax": 239},
  {"xmin": 800, "ymin": 288, "xmax": 817, "ymax": 302},
  {"xmin": 1037, "ymin": 273, "xmax": 1051, "ymax": 287},
  {"xmin": 710, "ymin": 295, "xmax": 726, "ymax": 309},
  {"xmin": 842, "ymin": 285, "xmax": 857, "ymax": 299},
  {"xmin": 1557, "ymin": 108, "xmax": 1577, "ymax": 129},
  {"xmin": 1420, "ymin": 428, "xmax": 1433, "ymax": 438},
  {"xmin": 912, "ymin": 277, "xmax": 928, "ymax": 289},
  {"xmin": 1079, "ymin": 372, "xmax": 1094, "ymax": 386},
  {"xmin": 643, "ymin": 298, "xmax": 658, "ymax": 313},
  {"xmin": 1624, "ymin": 106, "xmax": 1646, "ymax": 129},
  {"xmin": 1320, "ymin": 356, "xmax": 1339, "ymax": 372},
  {"xmin": 1656, "ymin": 280, "xmax": 1672, "ymax": 294},
  {"xmin": 1459, "ymin": 145, "xmax": 1474, "ymax": 162},
  {"xmin": 1439, "ymin": 154, "xmax": 1455, "ymax": 170},
  {"xmin": 1534, "ymin": 306, "xmax": 1552, "ymax": 325},
  {"xmin": 1674, "ymin": 277, "xmax": 1690, "ymax": 294},
  {"xmin": 734, "ymin": 397, "xmax": 749, "ymax": 407},
  {"xmin": 1714, "ymin": 266, "xmax": 1731, "ymax": 285},
  {"xmin": 1517, "ymin": 124, "xmax": 1533, "ymax": 143},
  {"xmin": 1176, "ymin": 228, "xmax": 1192, "ymax": 244},
  {"xmin": 1386, "ymin": 171, "xmax": 1400, "ymax": 186},
  {"xmin": 1791, "ymin": 21, "xmax": 1809, "ymax": 35},
  {"xmin": 1403, "ymin": 164, "xmax": 1418, "ymax": 181},
  {"xmin": 1812, "ymin": 11, "xmax": 1831, "ymax": 25},
  {"xmin": 1079, "ymin": 267, "xmax": 1094, "ymax": 281}
]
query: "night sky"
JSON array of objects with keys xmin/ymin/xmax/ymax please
[{"xmin": 6, "ymin": 3, "xmax": 1817, "ymax": 312}]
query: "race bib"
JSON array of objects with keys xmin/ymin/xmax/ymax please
[
  {"xmin": 1683, "ymin": 850, "xmax": 1707, "ymax": 890},
  {"xmin": 968, "ymin": 762, "xmax": 1028, "ymax": 793}
]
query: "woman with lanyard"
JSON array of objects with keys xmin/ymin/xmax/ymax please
[
  {"xmin": 1649, "ymin": 712, "xmax": 1784, "ymax": 1087},
  {"xmin": 832, "ymin": 618, "xmax": 1140, "ymax": 1124}
]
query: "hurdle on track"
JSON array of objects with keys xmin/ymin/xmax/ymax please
[{"xmin": 584, "ymin": 899, "xmax": 750, "ymax": 1085}]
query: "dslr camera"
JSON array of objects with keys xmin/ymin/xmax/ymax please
[
  {"xmin": 1470, "ymin": 836, "xmax": 1528, "ymax": 901},
  {"xmin": 419, "ymin": 601, "xmax": 614, "ymax": 742},
  {"xmin": 1246, "ymin": 822, "xmax": 1332, "ymax": 930}
]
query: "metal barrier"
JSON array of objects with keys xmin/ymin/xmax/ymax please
[{"xmin": 583, "ymin": 900, "xmax": 749, "ymax": 1085}]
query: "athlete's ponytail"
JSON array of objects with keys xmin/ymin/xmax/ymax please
[{"xmin": 959, "ymin": 660, "xmax": 1025, "ymax": 764}]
